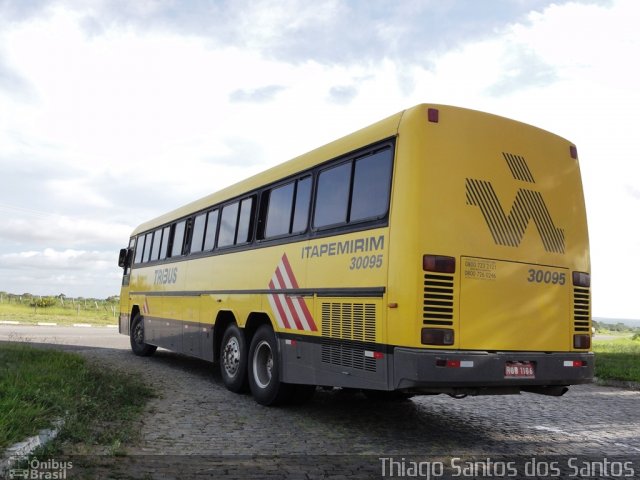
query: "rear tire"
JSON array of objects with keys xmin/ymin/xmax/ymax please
[
  {"xmin": 220, "ymin": 324, "xmax": 248, "ymax": 393},
  {"xmin": 248, "ymin": 325, "xmax": 292, "ymax": 406},
  {"xmin": 130, "ymin": 315, "xmax": 157, "ymax": 357}
]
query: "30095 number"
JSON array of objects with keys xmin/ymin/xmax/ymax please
[
  {"xmin": 349, "ymin": 254, "xmax": 383, "ymax": 270},
  {"xmin": 527, "ymin": 269, "xmax": 566, "ymax": 285}
]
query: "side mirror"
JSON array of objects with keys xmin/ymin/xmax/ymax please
[{"xmin": 118, "ymin": 248, "xmax": 128, "ymax": 268}]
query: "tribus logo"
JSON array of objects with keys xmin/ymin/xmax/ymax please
[{"xmin": 465, "ymin": 153, "xmax": 565, "ymax": 254}]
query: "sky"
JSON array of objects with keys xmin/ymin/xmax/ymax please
[{"xmin": 0, "ymin": 0, "xmax": 638, "ymax": 320}]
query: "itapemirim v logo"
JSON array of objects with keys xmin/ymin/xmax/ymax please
[{"xmin": 465, "ymin": 153, "xmax": 565, "ymax": 254}]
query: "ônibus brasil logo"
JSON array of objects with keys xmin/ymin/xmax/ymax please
[{"xmin": 465, "ymin": 152, "xmax": 565, "ymax": 254}]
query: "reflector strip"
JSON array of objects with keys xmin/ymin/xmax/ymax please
[
  {"xmin": 563, "ymin": 360, "xmax": 585, "ymax": 367},
  {"xmin": 364, "ymin": 351, "xmax": 384, "ymax": 359},
  {"xmin": 285, "ymin": 339, "xmax": 297, "ymax": 346},
  {"xmin": 142, "ymin": 297, "xmax": 150, "ymax": 315},
  {"xmin": 460, "ymin": 361, "xmax": 474, "ymax": 368}
]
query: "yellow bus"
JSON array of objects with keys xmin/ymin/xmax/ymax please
[{"xmin": 117, "ymin": 104, "xmax": 593, "ymax": 405}]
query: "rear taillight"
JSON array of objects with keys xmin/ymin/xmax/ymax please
[
  {"xmin": 573, "ymin": 334, "xmax": 591, "ymax": 349},
  {"xmin": 423, "ymin": 255, "xmax": 455, "ymax": 273},
  {"xmin": 572, "ymin": 271, "xmax": 590, "ymax": 287},
  {"xmin": 422, "ymin": 328, "xmax": 454, "ymax": 346}
]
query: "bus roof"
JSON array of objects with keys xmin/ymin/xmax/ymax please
[
  {"xmin": 131, "ymin": 108, "xmax": 406, "ymax": 236},
  {"xmin": 130, "ymin": 103, "xmax": 573, "ymax": 237}
]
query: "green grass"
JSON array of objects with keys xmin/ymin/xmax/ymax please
[
  {"xmin": 593, "ymin": 338, "xmax": 640, "ymax": 383},
  {"xmin": 0, "ymin": 301, "xmax": 118, "ymax": 326},
  {"xmin": 0, "ymin": 343, "xmax": 154, "ymax": 453}
]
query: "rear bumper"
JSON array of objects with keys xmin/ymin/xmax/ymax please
[{"xmin": 393, "ymin": 348, "xmax": 593, "ymax": 392}]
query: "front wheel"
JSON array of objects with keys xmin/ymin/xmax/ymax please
[
  {"xmin": 130, "ymin": 315, "xmax": 157, "ymax": 357},
  {"xmin": 248, "ymin": 325, "xmax": 292, "ymax": 406}
]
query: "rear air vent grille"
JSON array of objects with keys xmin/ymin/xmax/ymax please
[
  {"xmin": 423, "ymin": 274, "xmax": 454, "ymax": 326},
  {"xmin": 321, "ymin": 302, "xmax": 377, "ymax": 372},
  {"xmin": 573, "ymin": 287, "xmax": 591, "ymax": 332}
]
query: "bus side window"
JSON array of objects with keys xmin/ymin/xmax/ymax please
[
  {"xmin": 313, "ymin": 162, "xmax": 350, "ymax": 228},
  {"xmin": 133, "ymin": 235, "xmax": 145, "ymax": 264},
  {"xmin": 143, "ymin": 232, "xmax": 154, "ymax": 263},
  {"xmin": 159, "ymin": 226, "xmax": 171, "ymax": 260},
  {"xmin": 203, "ymin": 210, "xmax": 219, "ymax": 251},
  {"xmin": 350, "ymin": 148, "xmax": 393, "ymax": 222},
  {"xmin": 218, "ymin": 202, "xmax": 239, "ymax": 248},
  {"xmin": 265, "ymin": 182, "xmax": 294, "ymax": 238},
  {"xmin": 171, "ymin": 220, "xmax": 186, "ymax": 257},
  {"xmin": 190, "ymin": 213, "xmax": 207, "ymax": 254},
  {"xmin": 236, "ymin": 197, "xmax": 254, "ymax": 244},
  {"xmin": 292, "ymin": 176, "xmax": 311, "ymax": 233},
  {"xmin": 150, "ymin": 228, "xmax": 162, "ymax": 261}
]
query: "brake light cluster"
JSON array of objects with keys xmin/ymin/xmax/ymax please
[
  {"xmin": 572, "ymin": 271, "xmax": 590, "ymax": 287},
  {"xmin": 573, "ymin": 334, "xmax": 591, "ymax": 349},
  {"xmin": 422, "ymin": 254, "xmax": 456, "ymax": 345},
  {"xmin": 423, "ymin": 254, "xmax": 455, "ymax": 273}
]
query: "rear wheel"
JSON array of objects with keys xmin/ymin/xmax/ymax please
[
  {"xmin": 248, "ymin": 325, "xmax": 292, "ymax": 406},
  {"xmin": 130, "ymin": 315, "xmax": 157, "ymax": 357},
  {"xmin": 220, "ymin": 324, "xmax": 248, "ymax": 393}
]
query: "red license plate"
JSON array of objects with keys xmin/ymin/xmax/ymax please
[{"xmin": 505, "ymin": 361, "xmax": 535, "ymax": 378}]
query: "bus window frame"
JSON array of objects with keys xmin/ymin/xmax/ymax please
[{"xmin": 128, "ymin": 138, "xmax": 395, "ymax": 267}]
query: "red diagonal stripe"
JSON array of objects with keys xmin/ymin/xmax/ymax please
[
  {"xmin": 281, "ymin": 253, "xmax": 316, "ymax": 331},
  {"xmin": 281, "ymin": 253, "xmax": 299, "ymax": 288},
  {"xmin": 275, "ymin": 267, "xmax": 304, "ymax": 330},
  {"xmin": 268, "ymin": 279, "xmax": 291, "ymax": 329}
]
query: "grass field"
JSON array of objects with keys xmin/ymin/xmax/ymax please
[
  {"xmin": 593, "ymin": 337, "xmax": 640, "ymax": 383},
  {"xmin": 0, "ymin": 299, "xmax": 118, "ymax": 326},
  {"xmin": 0, "ymin": 342, "xmax": 153, "ymax": 453}
]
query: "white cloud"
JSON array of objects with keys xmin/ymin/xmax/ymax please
[
  {"xmin": 0, "ymin": 206, "xmax": 131, "ymax": 247},
  {"xmin": 0, "ymin": 248, "xmax": 121, "ymax": 297}
]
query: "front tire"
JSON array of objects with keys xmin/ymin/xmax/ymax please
[
  {"xmin": 220, "ymin": 324, "xmax": 248, "ymax": 393},
  {"xmin": 248, "ymin": 325, "xmax": 292, "ymax": 406},
  {"xmin": 130, "ymin": 315, "xmax": 157, "ymax": 357}
]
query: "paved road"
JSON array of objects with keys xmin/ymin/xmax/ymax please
[{"xmin": 2, "ymin": 325, "xmax": 639, "ymax": 479}]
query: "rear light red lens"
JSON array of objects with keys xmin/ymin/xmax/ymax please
[
  {"xmin": 422, "ymin": 328, "xmax": 454, "ymax": 346},
  {"xmin": 573, "ymin": 334, "xmax": 591, "ymax": 349},
  {"xmin": 423, "ymin": 255, "xmax": 455, "ymax": 273},
  {"xmin": 572, "ymin": 271, "xmax": 591, "ymax": 287}
]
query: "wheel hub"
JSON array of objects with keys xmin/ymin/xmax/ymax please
[{"xmin": 223, "ymin": 337, "xmax": 241, "ymax": 377}]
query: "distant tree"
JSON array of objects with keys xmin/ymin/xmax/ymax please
[{"xmin": 30, "ymin": 296, "xmax": 57, "ymax": 308}]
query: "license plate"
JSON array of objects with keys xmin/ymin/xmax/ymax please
[{"xmin": 505, "ymin": 361, "xmax": 535, "ymax": 378}]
